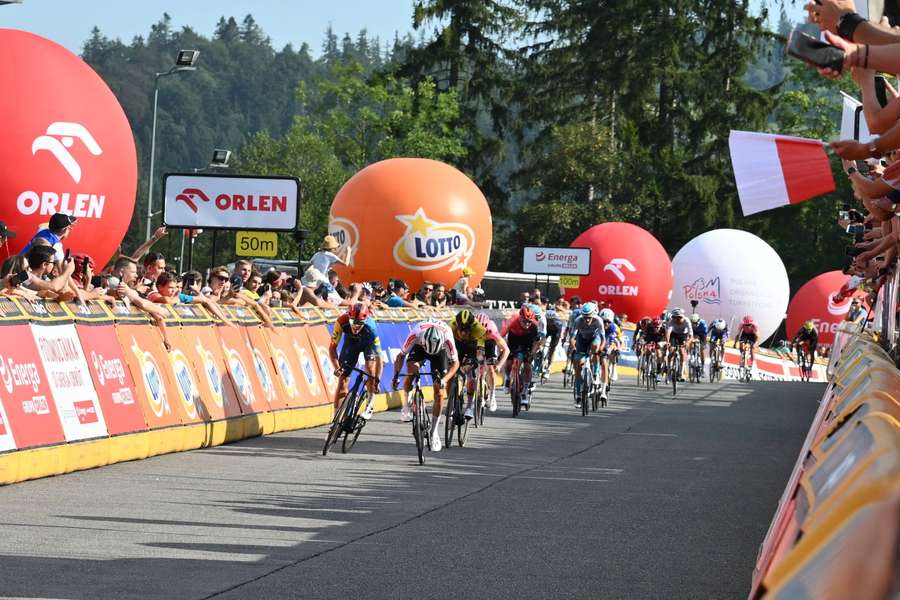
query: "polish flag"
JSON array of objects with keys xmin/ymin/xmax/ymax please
[{"xmin": 729, "ymin": 130, "xmax": 836, "ymax": 216}]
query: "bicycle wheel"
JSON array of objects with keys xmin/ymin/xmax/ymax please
[
  {"xmin": 520, "ymin": 362, "xmax": 530, "ymax": 412},
  {"xmin": 580, "ymin": 364, "xmax": 590, "ymax": 416},
  {"xmin": 413, "ymin": 389, "xmax": 426, "ymax": 465},
  {"xmin": 342, "ymin": 392, "xmax": 366, "ymax": 454},
  {"xmin": 510, "ymin": 361, "xmax": 520, "ymax": 418},
  {"xmin": 323, "ymin": 393, "xmax": 352, "ymax": 456},
  {"xmin": 478, "ymin": 373, "xmax": 488, "ymax": 427},
  {"xmin": 444, "ymin": 377, "xmax": 457, "ymax": 448},
  {"xmin": 457, "ymin": 385, "xmax": 469, "ymax": 447},
  {"xmin": 671, "ymin": 354, "xmax": 679, "ymax": 396}
]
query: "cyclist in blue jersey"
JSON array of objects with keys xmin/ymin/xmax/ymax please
[
  {"xmin": 544, "ymin": 301, "xmax": 565, "ymax": 374},
  {"xmin": 708, "ymin": 319, "xmax": 729, "ymax": 352},
  {"xmin": 689, "ymin": 312, "xmax": 709, "ymax": 369},
  {"xmin": 567, "ymin": 302, "xmax": 606, "ymax": 408},
  {"xmin": 599, "ymin": 308, "xmax": 618, "ymax": 396},
  {"xmin": 329, "ymin": 302, "xmax": 383, "ymax": 420}
]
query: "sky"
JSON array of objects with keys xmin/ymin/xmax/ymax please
[{"xmin": 0, "ymin": 1, "xmax": 418, "ymax": 55}]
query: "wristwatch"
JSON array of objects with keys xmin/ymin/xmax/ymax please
[{"xmin": 867, "ymin": 140, "xmax": 883, "ymax": 159}]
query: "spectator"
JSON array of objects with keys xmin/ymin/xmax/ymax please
[
  {"xmin": 137, "ymin": 252, "xmax": 166, "ymax": 294},
  {"xmin": 147, "ymin": 271, "xmax": 179, "ymax": 304},
  {"xmin": 531, "ymin": 288, "xmax": 543, "ymax": 304},
  {"xmin": 452, "ymin": 266, "xmax": 475, "ymax": 303},
  {"xmin": 386, "ymin": 279, "xmax": 421, "ymax": 308},
  {"xmin": 416, "ymin": 281, "xmax": 434, "ymax": 304},
  {"xmin": 24, "ymin": 245, "xmax": 76, "ymax": 300},
  {"xmin": 0, "ymin": 255, "xmax": 39, "ymax": 301},
  {"xmin": 263, "ymin": 269, "xmax": 290, "ymax": 293},
  {"xmin": 327, "ymin": 269, "xmax": 348, "ymax": 299},
  {"xmin": 20, "ymin": 213, "xmax": 76, "ymax": 263},
  {"xmin": 431, "ymin": 283, "xmax": 448, "ymax": 307},
  {"xmin": 845, "ymin": 297, "xmax": 868, "ymax": 325},
  {"xmin": 310, "ymin": 235, "xmax": 351, "ymax": 274},
  {"xmin": 519, "ymin": 291, "xmax": 531, "ymax": 307},
  {"xmin": 233, "ymin": 259, "xmax": 253, "ymax": 284},
  {"xmin": 242, "ymin": 270, "xmax": 263, "ymax": 301}
]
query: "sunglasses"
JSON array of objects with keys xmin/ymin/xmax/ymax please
[
  {"xmin": 423, "ymin": 287, "xmax": 433, "ymax": 292},
  {"xmin": 350, "ymin": 319, "xmax": 366, "ymax": 327}
]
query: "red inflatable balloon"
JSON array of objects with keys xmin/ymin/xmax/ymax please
[
  {"xmin": 564, "ymin": 222, "xmax": 672, "ymax": 319},
  {"xmin": 786, "ymin": 271, "xmax": 866, "ymax": 347},
  {"xmin": 0, "ymin": 29, "xmax": 137, "ymax": 268}
]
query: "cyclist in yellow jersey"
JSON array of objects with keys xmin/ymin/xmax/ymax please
[{"xmin": 450, "ymin": 309, "xmax": 487, "ymax": 419}]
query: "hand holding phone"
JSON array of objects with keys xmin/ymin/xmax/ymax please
[
  {"xmin": 786, "ymin": 29, "xmax": 844, "ymax": 73},
  {"xmin": 10, "ymin": 270, "xmax": 29, "ymax": 287},
  {"xmin": 64, "ymin": 248, "xmax": 71, "ymax": 262}
]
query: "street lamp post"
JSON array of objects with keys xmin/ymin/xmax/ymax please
[{"xmin": 144, "ymin": 49, "xmax": 199, "ymax": 242}]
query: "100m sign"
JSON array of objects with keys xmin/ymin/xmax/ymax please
[{"xmin": 236, "ymin": 231, "xmax": 278, "ymax": 258}]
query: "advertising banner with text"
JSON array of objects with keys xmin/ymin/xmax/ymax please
[{"xmin": 522, "ymin": 246, "xmax": 591, "ymax": 275}]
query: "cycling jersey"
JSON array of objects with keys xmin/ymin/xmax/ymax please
[
  {"xmin": 604, "ymin": 321, "xmax": 620, "ymax": 344},
  {"xmin": 566, "ymin": 308, "xmax": 582, "ymax": 336},
  {"xmin": 528, "ymin": 303, "xmax": 547, "ymax": 336},
  {"xmin": 667, "ymin": 319, "xmax": 693, "ymax": 337},
  {"xmin": 708, "ymin": 325, "xmax": 729, "ymax": 341},
  {"xmin": 692, "ymin": 319, "xmax": 708, "ymax": 338},
  {"xmin": 400, "ymin": 321, "xmax": 458, "ymax": 361},
  {"xmin": 545, "ymin": 308, "xmax": 564, "ymax": 334},
  {"xmin": 792, "ymin": 328, "xmax": 819, "ymax": 347},
  {"xmin": 331, "ymin": 315, "xmax": 382, "ymax": 369},
  {"xmin": 570, "ymin": 315, "xmax": 605, "ymax": 343},
  {"xmin": 504, "ymin": 316, "xmax": 538, "ymax": 338},
  {"xmin": 450, "ymin": 319, "xmax": 487, "ymax": 347},
  {"xmin": 737, "ymin": 323, "xmax": 759, "ymax": 337}
]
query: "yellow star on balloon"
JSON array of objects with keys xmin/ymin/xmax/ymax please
[{"xmin": 396, "ymin": 208, "xmax": 434, "ymax": 235}]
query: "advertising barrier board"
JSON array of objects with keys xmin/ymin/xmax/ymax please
[{"xmin": 522, "ymin": 246, "xmax": 591, "ymax": 276}]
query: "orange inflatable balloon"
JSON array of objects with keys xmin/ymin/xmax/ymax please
[{"xmin": 328, "ymin": 158, "xmax": 492, "ymax": 289}]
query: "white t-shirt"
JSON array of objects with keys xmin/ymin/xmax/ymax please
[
  {"xmin": 452, "ymin": 276, "xmax": 468, "ymax": 296},
  {"xmin": 309, "ymin": 250, "xmax": 340, "ymax": 274}
]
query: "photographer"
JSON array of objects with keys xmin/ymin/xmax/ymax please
[
  {"xmin": 0, "ymin": 256, "xmax": 39, "ymax": 301},
  {"xmin": 24, "ymin": 245, "xmax": 77, "ymax": 301}
]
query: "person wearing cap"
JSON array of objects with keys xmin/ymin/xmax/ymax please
[
  {"xmin": 20, "ymin": 212, "xmax": 76, "ymax": 263},
  {"xmin": 845, "ymin": 297, "xmax": 868, "ymax": 325},
  {"xmin": 386, "ymin": 279, "xmax": 422, "ymax": 308},
  {"xmin": 309, "ymin": 235, "xmax": 351, "ymax": 276},
  {"xmin": 452, "ymin": 266, "xmax": 476, "ymax": 304}
]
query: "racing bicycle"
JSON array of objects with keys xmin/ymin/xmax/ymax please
[
  {"xmin": 795, "ymin": 342, "xmax": 814, "ymax": 382},
  {"xmin": 688, "ymin": 340, "xmax": 703, "ymax": 384},
  {"xmin": 445, "ymin": 358, "xmax": 479, "ymax": 448},
  {"xmin": 395, "ymin": 371, "xmax": 435, "ymax": 465},
  {"xmin": 738, "ymin": 341, "xmax": 753, "ymax": 383},
  {"xmin": 323, "ymin": 367, "xmax": 377, "ymax": 456},
  {"xmin": 708, "ymin": 340, "xmax": 724, "ymax": 383}
]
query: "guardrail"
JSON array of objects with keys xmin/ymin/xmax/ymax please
[
  {"xmin": 749, "ymin": 331, "xmax": 900, "ymax": 599},
  {"xmin": 0, "ymin": 298, "xmax": 558, "ymax": 485}
]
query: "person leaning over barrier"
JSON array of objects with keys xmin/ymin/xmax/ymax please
[
  {"xmin": 0, "ymin": 255, "xmax": 39, "ymax": 301},
  {"xmin": 147, "ymin": 270, "xmax": 235, "ymax": 327},
  {"xmin": 24, "ymin": 245, "xmax": 77, "ymax": 301},
  {"xmin": 20, "ymin": 212, "xmax": 75, "ymax": 264},
  {"xmin": 107, "ymin": 256, "xmax": 173, "ymax": 350}
]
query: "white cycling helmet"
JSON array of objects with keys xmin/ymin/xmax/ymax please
[
  {"xmin": 421, "ymin": 325, "xmax": 443, "ymax": 355},
  {"xmin": 671, "ymin": 307, "xmax": 685, "ymax": 318},
  {"xmin": 599, "ymin": 308, "xmax": 615, "ymax": 323},
  {"xmin": 713, "ymin": 319, "xmax": 726, "ymax": 331},
  {"xmin": 689, "ymin": 313, "xmax": 700, "ymax": 324},
  {"xmin": 581, "ymin": 302, "xmax": 598, "ymax": 317}
]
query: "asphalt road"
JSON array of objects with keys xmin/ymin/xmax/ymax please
[{"xmin": 0, "ymin": 375, "xmax": 821, "ymax": 600}]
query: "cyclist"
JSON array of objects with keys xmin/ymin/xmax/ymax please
[
  {"xmin": 734, "ymin": 315, "xmax": 759, "ymax": 369},
  {"xmin": 544, "ymin": 302, "xmax": 565, "ymax": 375},
  {"xmin": 568, "ymin": 302, "xmax": 606, "ymax": 408},
  {"xmin": 450, "ymin": 309, "xmax": 487, "ymax": 420},
  {"xmin": 791, "ymin": 320, "xmax": 819, "ymax": 367},
  {"xmin": 633, "ymin": 316, "xmax": 653, "ymax": 357},
  {"xmin": 528, "ymin": 300, "xmax": 548, "ymax": 387},
  {"xmin": 707, "ymin": 319, "xmax": 729, "ymax": 366},
  {"xmin": 392, "ymin": 320, "xmax": 459, "ymax": 452},
  {"xmin": 644, "ymin": 317, "xmax": 667, "ymax": 381},
  {"xmin": 329, "ymin": 302, "xmax": 383, "ymax": 420},
  {"xmin": 502, "ymin": 305, "xmax": 541, "ymax": 408},
  {"xmin": 475, "ymin": 312, "xmax": 510, "ymax": 412},
  {"xmin": 688, "ymin": 313, "xmax": 709, "ymax": 370},
  {"xmin": 599, "ymin": 308, "xmax": 619, "ymax": 394},
  {"xmin": 665, "ymin": 308, "xmax": 693, "ymax": 381}
]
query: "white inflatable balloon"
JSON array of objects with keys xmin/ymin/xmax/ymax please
[{"xmin": 669, "ymin": 229, "xmax": 789, "ymax": 341}]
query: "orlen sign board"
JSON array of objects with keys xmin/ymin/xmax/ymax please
[
  {"xmin": 162, "ymin": 174, "xmax": 300, "ymax": 231},
  {"xmin": 522, "ymin": 247, "xmax": 590, "ymax": 276},
  {"xmin": 0, "ymin": 29, "xmax": 137, "ymax": 267}
]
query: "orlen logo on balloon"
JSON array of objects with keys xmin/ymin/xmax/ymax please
[
  {"xmin": 599, "ymin": 258, "xmax": 638, "ymax": 295},
  {"xmin": 17, "ymin": 122, "xmax": 107, "ymax": 218},
  {"xmin": 393, "ymin": 208, "xmax": 475, "ymax": 271},
  {"xmin": 826, "ymin": 292, "xmax": 854, "ymax": 316},
  {"xmin": 328, "ymin": 215, "xmax": 360, "ymax": 267},
  {"xmin": 683, "ymin": 276, "xmax": 722, "ymax": 305}
]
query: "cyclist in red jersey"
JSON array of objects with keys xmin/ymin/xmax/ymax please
[
  {"xmin": 734, "ymin": 315, "xmax": 759, "ymax": 368},
  {"xmin": 501, "ymin": 306, "xmax": 541, "ymax": 407}
]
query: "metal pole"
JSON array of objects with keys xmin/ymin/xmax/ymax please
[
  {"xmin": 145, "ymin": 79, "xmax": 161, "ymax": 242},
  {"xmin": 210, "ymin": 230, "xmax": 218, "ymax": 270},
  {"xmin": 187, "ymin": 233, "xmax": 194, "ymax": 271},
  {"xmin": 178, "ymin": 228, "xmax": 186, "ymax": 270}
]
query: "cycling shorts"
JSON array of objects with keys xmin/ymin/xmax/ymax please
[
  {"xmin": 739, "ymin": 333, "xmax": 758, "ymax": 345},
  {"xmin": 455, "ymin": 339, "xmax": 479, "ymax": 363},
  {"xmin": 338, "ymin": 340, "xmax": 380, "ymax": 372},
  {"xmin": 574, "ymin": 335, "xmax": 602, "ymax": 358},
  {"xmin": 693, "ymin": 331, "xmax": 707, "ymax": 343},
  {"xmin": 484, "ymin": 339, "xmax": 498, "ymax": 362},
  {"xmin": 406, "ymin": 346, "xmax": 450, "ymax": 379},
  {"xmin": 670, "ymin": 332, "xmax": 688, "ymax": 347},
  {"xmin": 508, "ymin": 331, "xmax": 537, "ymax": 357}
]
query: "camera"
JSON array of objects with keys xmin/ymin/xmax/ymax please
[
  {"xmin": 257, "ymin": 283, "xmax": 271, "ymax": 296},
  {"xmin": 838, "ymin": 210, "xmax": 850, "ymax": 220}
]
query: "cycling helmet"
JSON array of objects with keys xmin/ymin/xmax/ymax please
[
  {"xmin": 421, "ymin": 325, "xmax": 443, "ymax": 355},
  {"xmin": 471, "ymin": 287, "xmax": 485, "ymax": 301},
  {"xmin": 581, "ymin": 302, "xmax": 598, "ymax": 317},
  {"xmin": 713, "ymin": 319, "xmax": 726, "ymax": 331},
  {"xmin": 803, "ymin": 320, "xmax": 815, "ymax": 332},
  {"xmin": 519, "ymin": 306, "xmax": 536, "ymax": 321},
  {"xmin": 599, "ymin": 308, "xmax": 615, "ymax": 323},
  {"xmin": 660, "ymin": 310, "xmax": 671, "ymax": 321},
  {"xmin": 651, "ymin": 318, "xmax": 663, "ymax": 329},
  {"xmin": 639, "ymin": 317, "xmax": 652, "ymax": 328},
  {"xmin": 671, "ymin": 307, "xmax": 685, "ymax": 318},
  {"xmin": 455, "ymin": 309, "xmax": 476, "ymax": 330},
  {"xmin": 689, "ymin": 313, "xmax": 700, "ymax": 324},
  {"xmin": 347, "ymin": 302, "xmax": 370, "ymax": 323},
  {"xmin": 475, "ymin": 312, "xmax": 492, "ymax": 328},
  {"xmin": 742, "ymin": 315, "xmax": 754, "ymax": 325}
]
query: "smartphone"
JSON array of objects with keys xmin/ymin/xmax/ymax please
[
  {"xmin": 10, "ymin": 269, "xmax": 29, "ymax": 287},
  {"xmin": 875, "ymin": 75, "xmax": 889, "ymax": 108},
  {"xmin": 229, "ymin": 274, "xmax": 243, "ymax": 291},
  {"xmin": 786, "ymin": 29, "xmax": 844, "ymax": 72},
  {"xmin": 257, "ymin": 283, "xmax": 270, "ymax": 296},
  {"xmin": 839, "ymin": 210, "xmax": 850, "ymax": 220},
  {"xmin": 64, "ymin": 248, "xmax": 71, "ymax": 262},
  {"xmin": 82, "ymin": 259, "xmax": 90, "ymax": 277}
]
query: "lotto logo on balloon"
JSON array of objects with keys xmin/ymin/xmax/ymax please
[
  {"xmin": 329, "ymin": 158, "xmax": 492, "ymax": 290},
  {"xmin": 393, "ymin": 208, "xmax": 475, "ymax": 271},
  {"xmin": 0, "ymin": 30, "xmax": 137, "ymax": 267}
]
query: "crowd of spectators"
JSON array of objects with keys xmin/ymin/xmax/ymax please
[
  {"xmin": 0, "ymin": 226, "xmax": 496, "ymax": 334},
  {"xmin": 804, "ymin": 0, "xmax": 900, "ymax": 355}
]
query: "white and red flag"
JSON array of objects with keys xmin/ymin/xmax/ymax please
[{"xmin": 729, "ymin": 130, "xmax": 835, "ymax": 216}]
